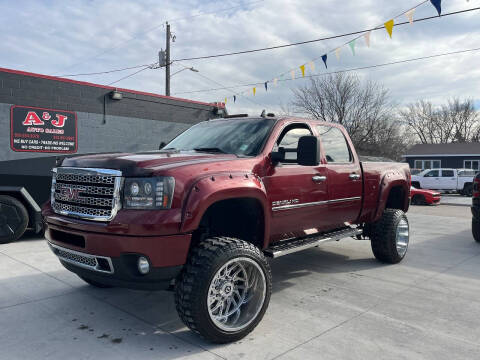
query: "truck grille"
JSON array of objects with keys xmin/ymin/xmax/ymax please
[{"xmin": 51, "ymin": 167, "xmax": 123, "ymax": 221}]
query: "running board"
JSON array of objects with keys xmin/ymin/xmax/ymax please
[{"xmin": 264, "ymin": 227, "xmax": 362, "ymax": 258}]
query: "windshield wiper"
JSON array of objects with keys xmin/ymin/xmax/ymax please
[{"xmin": 193, "ymin": 147, "xmax": 228, "ymax": 154}]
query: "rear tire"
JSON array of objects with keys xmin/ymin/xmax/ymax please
[
  {"xmin": 411, "ymin": 182, "xmax": 420, "ymax": 189},
  {"xmin": 78, "ymin": 275, "xmax": 113, "ymax": 288},
  {"xmin": 463, "ymin": 183, "xmax": 473, "ymax": 197},
  {"xmin": 0, "ymin": 195, "xmax": 29, "ymax": 244},
  {"xmin": 175, "ymin": 236, "xmax": 272, "ymax": 343},
  {"xmin": 473, "ymin": 218, "xmax": 480, "ymax": 243},
  {"xmin": 370, "ymin": 209, "xmax": 409, "ymax": 264}
]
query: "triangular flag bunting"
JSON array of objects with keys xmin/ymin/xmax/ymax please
[
  {"xmin": 273, "ymin": 78, "xmax": 278, "ymax": 86},
  {"xmin": 300, "ymin": 65, "xmax": 305, "ymax": 77},
  {"xmin": 224, "ymin": 97, "xmax": 227, "ymax": 104},
  {"xmin": 290, "ymin": 70, "xmax": 295, "ymax": 80},
  {"xmin": 384, "ymin": 19, "xmax": 394, "ymax": 38},
  {"xmin": 308, "ymin": 61, "xmax": 315, "ymax": 72},
  {"xmin": 364, "ymin": 31, "xmax": 371, "ymax": 47},
  {"xmin": 264, "ymin": 82, "xmax": 268, "ymax": 91},
  {"xmin": 349, "ymin": 40, "xmax": 356, "ymax": 56},
  {"xmin": 335, "ymin": 47, "xmax": 341, "ymax": 60},
  {"xmin": 405, "ymin": 8, "xmax": 415, "ymax": 24},
  {"xmin": 253, "ymin": 87, "xmax": 256, "ymax": 96},
  {"xmin": 321, "ymin": 54, "xmax": 328, "ymax": 69},
  {"xmin": 430, "ymin": 0, "xmax": 441, "ymax": 16},
  {"xmin": 233, "ymin": 95, "xmax": 236, "ymax": 103}
]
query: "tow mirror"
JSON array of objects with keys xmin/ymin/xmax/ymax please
[
  {"xmin": 270, "ymin": 147, "xmax": 285, "ymax": 164},
  {"xmin": 297, "ymin": 136, "xmax": 320, "ymax": 166}
]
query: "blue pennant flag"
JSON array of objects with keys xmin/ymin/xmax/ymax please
[
  {"xmin": 321, "ymin": 54, "xmax": 328, "ymax": 69},
  {"xmin": 430, "ymin": 0, "xmax": 441, "ymax": 16},
  {"xmin": 233, "ymin": 95, "xmax": 236, "ymax": 103},
  {"xmin": 265, "ymin": 82, "xmax": 268, "ymax": 91}
]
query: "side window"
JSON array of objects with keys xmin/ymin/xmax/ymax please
[
  {"xmin": 275, "ymin": 125, "xmax": 312, "ymax": 163},
  {"xmin": 442, "ymin": 170, "xmax": 454, "ymax": 177},
  {"xmin": 316, "ymin": 125, "xmax": 352, "ymax": 163},
  {"xmin": 424, "ymin": 170, "xmax": 439, "ymax": 177}
]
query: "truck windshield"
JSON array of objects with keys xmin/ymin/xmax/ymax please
[{"xmin": 164, "ymin": 118, "xmax": 275, "ymax": 156}]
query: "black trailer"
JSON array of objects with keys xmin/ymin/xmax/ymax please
[{"xmin": 0, "ymin": 67, "xmax": 225, "ymax": 243}]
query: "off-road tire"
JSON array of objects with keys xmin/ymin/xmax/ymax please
[
  {"xmin": 472, "ymin": 218, "xmax": 480, "ymax": 243},
  {"xmin": 175, "ymin": 236, "xmax": 272, "ymax": 343},
  {"xmin": 0, "ymin": 195, "xmax": 29, "ymax": 244},
  {"xmin": 370, "ymin": 209, "xmax": 409, "ymax": 264},
  {"xmin": 78, "ymin": 275, "xmax": 113, "ymax": 288}
]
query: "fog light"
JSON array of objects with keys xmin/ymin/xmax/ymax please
[{"xmin": 137, "ymin": 256, "xmax": 150, "ymax": 275}]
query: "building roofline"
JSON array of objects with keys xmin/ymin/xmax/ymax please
[{"xmin": 0, "ymin": 67, "xmax": 224, "ymax": 109}]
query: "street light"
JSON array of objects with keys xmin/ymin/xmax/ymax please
[{"xmin": 170, "ymin": 67, "xmax": 199, "ymax": 77}]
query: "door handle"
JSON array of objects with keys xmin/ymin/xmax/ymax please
[
  {"xmin": 312, "ymin": 175, "xmax": 327, "ymax": 183},
  {"xmin": 349, "ymin": 173, "xmax": 361, "ymax": 180}
]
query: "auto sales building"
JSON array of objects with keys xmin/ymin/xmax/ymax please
[{"xmin": 404, "ymin": 143, "xmax": 480, "ymax": 171}]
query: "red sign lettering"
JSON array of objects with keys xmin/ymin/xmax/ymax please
[
  {"xmin": 51, "ymin": 114, "xmax": 67, "ymax": 128},
  {"xmin": 22, "ymin": 111, "xmax": 44, "ymax": 126}
]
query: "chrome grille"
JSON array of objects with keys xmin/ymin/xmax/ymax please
[
  {"xmin": 56, "ymin": 248, "xmax": 97, "ymax": 267},
  {"xmin": 51, "ymin": 167, "xmax": 123, "ymax": 221},
  {"xmin": 49, "ymin": 243, "xmax": 114, "ymax": 274}
]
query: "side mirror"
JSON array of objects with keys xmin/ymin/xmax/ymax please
[
  {"xmin": 297, "ymin": 136, "xmax": 320, "ymax": 166},
  {"xmin": 270, "ymin": 147, "xmax": 285, "ymax": 164}
]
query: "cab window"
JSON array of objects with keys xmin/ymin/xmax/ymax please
[
  {"xmin": 274, "ymin": 124, "xmax": 312, "ymax": 164},
  {"xmin": 316, "ymin": 125, "xmax": 352, "ymax": 163},
  {"xmin": 424, "ymin": 170, "xmax": 439, "ymax": 177},
  {"xmin": 442, "ymin": 170, "xmax": 454, "ymax": 177}
]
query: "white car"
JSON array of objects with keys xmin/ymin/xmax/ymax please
[{"xmin": 411, "ymin": 168, "xmax": 476, "ymax": 196}]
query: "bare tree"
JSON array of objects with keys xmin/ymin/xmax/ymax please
[
  {"xmin": 400, "ymin": 98, "xmax": 479, "ymax": 144},
  {"xmin": 291, "ymin": 72, "xmax": 410, "ymax": 160}
]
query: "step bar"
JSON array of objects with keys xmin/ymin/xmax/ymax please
[{"xmin": 264, "ymin": 227, "xmax": 363, "ymax": 258}]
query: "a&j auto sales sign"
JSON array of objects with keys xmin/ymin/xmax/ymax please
[{"xmin": 10, "ymin": 105, "xmax": 77, "ymax": 153}]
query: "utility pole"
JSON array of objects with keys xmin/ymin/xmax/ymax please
[{"xmin": 165, "ymin": 22, "xmax": 171, "ymax": 96}]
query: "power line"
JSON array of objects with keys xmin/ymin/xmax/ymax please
[
  {"xmin": 172, "ymin": 6, "xmax": 480, "ymax": 62},
  {"xmin": 107, "ymin": 65, "xmax": 152, "ymax": 86},
  {"xmin": 57, "ymin": 63, "xmax": 156, "ymax": 77},
  {"xmin": 53, "ymin": 0, "xmax": 264, "ymax": 75},
  {"xmin": 172, "ymin": 47, "xmax": 480, "ymax": 95}
]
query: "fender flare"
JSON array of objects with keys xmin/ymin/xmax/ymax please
[
  {"xmin": 180, "ymin": 172, "xmax": 270, "ymax": 248},
  {"xmin": 373, "ymin": 173, "xmax": 410, "ymax": 222}
]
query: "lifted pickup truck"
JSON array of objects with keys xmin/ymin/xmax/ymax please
[{"xmin": 43, "ymin": 116, "xmax": 411, "ymax": 343}]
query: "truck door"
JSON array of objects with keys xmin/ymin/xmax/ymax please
[
  {"xmin": 263, "ymin": 123, "xmax": 329, "ymax": 241},
  {"xmin": 316, "ymin": 125, "xmax": 362, "ymax": 227},
  {"xmin": 440, "ymin": 169, "xmax": 456, "ymax": 190},
  {"xmin": 422, "ymin": 169, "xmax": 440, "ymax": 189}
]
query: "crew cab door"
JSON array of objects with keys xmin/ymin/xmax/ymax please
[
  {"xmin": 422, "ymin": 169, "xmax": 440, "ymax": 189},
  {"xmin": 263, "ymin": 123, "xmax": 329, "ymax": 241},
  {"xmin": 316, "ymin": 125, "xmax": 362, "ymax": 226},
  {"xmin": 440, "ymin": 169, "xmax": 457, "ymax": 190}
]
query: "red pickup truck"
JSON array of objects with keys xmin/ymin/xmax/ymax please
[{"xmin": 43, "ymin": 115, "xmax": 411, "ymax": 343}]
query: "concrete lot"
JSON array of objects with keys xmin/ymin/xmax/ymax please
[{"xmin": 1, "ymin": 204, "xmax": 479, "ymax": 360}]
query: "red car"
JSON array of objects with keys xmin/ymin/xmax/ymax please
[{"xmin": 410, "ymin": 186, "xmax": 441, "ymax": 205}]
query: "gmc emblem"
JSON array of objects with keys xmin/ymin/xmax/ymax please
[{"xmin": 60, "ymin": 187, "xmax": 80, "ymax": 201}]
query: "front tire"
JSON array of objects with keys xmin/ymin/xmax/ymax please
[
  {"xmin": 175, "ymin": 237, "xmax": 272, "ymax": 343},
  {"xmin": 0, "ymin": 195, "xmax": 29, "ymax": 244},
  {"xmin": 473, "ymin": 218, "xmax": 480, "ymax": 243},
  {"xmin": 370, "ymin": 209, "xmax": 409, "ymax": 264}
]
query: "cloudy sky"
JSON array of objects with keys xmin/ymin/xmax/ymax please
[{"xmin": 1, "ymin": 0, "xmax": 479, "ymax": 115}]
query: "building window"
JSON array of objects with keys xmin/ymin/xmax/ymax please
[
  {"xmin": 414, "ymin": 160, "xmax": 441, "ymax": 170},
  {"xmin": 464, "ymin": 160, "xmax": 480, "ymax": 170}
]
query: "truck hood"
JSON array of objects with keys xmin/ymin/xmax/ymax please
[{"xmin": 60, "ymin": 151, "xmax": 238, "ymax": 176}]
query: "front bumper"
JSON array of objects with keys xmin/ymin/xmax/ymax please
[{"xmin": 45, "ymin": 221, "xmax": 191, "ymax": 290}]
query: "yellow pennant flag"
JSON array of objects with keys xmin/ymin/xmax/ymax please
[
  {"xmin": 308, "ymin": 61, "xmax": 315, "ymax": 72},
  {"xmin": 300, "ymin": 65, "xmax": 305, "ymax": 77},
  {"xmin": 224, "ymin": 97, "xmax": 227, "ymax": 104},
  {"xmin": 384, "ymin": 19, "xmax": 394, "ymax": 38},
  {"xmin": 335, "ymin": 47, "xmax": 341, "ymax": 60},
  {"xmin": 253, "ymin": 87, "xmax": 256, "ymax": 96},
  {"xmin": 290, "ymin": 70, "xmax": 295, "ymax": 80}
]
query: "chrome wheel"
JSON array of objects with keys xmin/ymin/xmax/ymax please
[
  {"xmin": 207, "ymin": 257, "xmax": 266, "ymax": 332},
  {"xmin": 396, "ymin": 218, "xmax": 409, "ymax": 257}
]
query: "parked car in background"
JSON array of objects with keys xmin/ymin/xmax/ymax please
[
  {"xmin": 472, "ymin": 173, "xmax": 480, "ymax": 242},
  {"xmin": 411, "ymin": 168, "xmax": 475, "ymax": 196},
  {"xmin": 410, "ymin": 186, "xmax": 441, "ymax": 205}
]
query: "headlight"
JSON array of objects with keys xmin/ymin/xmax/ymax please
[{"xmin": 123, "ymin": 177, "xmax": 175, "ymax": 209}]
